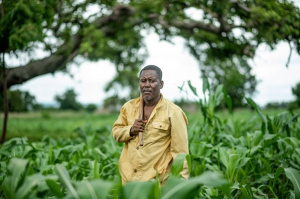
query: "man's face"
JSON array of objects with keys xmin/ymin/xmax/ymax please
[{"xmin": 140, "ymin": 70, "xmax": 164, "ymax": 102}]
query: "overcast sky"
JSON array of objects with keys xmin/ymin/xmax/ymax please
[{"xmin": 12, "ymin": 31, "xmax": 300, "ymax": 108}]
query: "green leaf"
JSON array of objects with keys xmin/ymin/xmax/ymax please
[
  {"xmin": 202, "ymin": 77, "xmax": 210, "ymax": 93},
  {"xmin": 273, "ymin": 167, "xmax": 284, "ymax": 188},
  {"xmin": 171, "ymin": 153, "xmax": 188, "ymax": 177},
  {"xmin": 46, "ymin": 179, "xmax": 65, "ymax": 198},
  {"xmin": 3, "ymin": 158, "xmax": 28, "ymax": 199},
  {"xmin": 55, "ymin": 164, "xmax": 80, "ymax": 199},
  {"xmin": 122, "ymin": 180, "xmax": 158, "ymax": 199},
  {"xmin": 240, "ymin": 184, "xmax": 253, "ymax": 198},
  {"xmin": 223, "ymin": 87, "xmax": 233, "ymax": 114},
  {"xmin": 218, "ymin": 148, "xmax": 229, "ymax": 168},
  {"xmin": 162, "ymin": 172, "xmax": 229, "ymax": 199},
  {"xmin": 214, "ymin": 84, "xmax": 224, "ymax": 107},
  {"xmin": 245, "ymin": 97, "xmax": 266, "ymax": 123},
  {"xmin": 74, "ymin": 180, "xmax": 113, "ymax": 199},
  {"xmin": 285, "ymin": 168, "xmax": 300, "ymax": 199},
  {"xmin": 187, "ymin": 80, "xmax": 198, "ymax": 97},
  {"xmin": 15, "ymin": 174, "xmax": 45, "ymax": 198}
]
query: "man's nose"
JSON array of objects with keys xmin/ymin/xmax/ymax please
[{"xmin": 145, "ymin": 80, "xmax": 150, "ymax": 86}]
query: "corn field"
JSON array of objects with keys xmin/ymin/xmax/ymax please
[{"xmin": 0, "ymin": 83, "xmax": 299, "ymax": 199}]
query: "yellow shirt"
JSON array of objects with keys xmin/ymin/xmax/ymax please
[{"xmin": 112, "ymin": 95, "xmax": 189, "ymax": 184}]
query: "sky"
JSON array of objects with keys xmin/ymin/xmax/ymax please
[{"xmin": 12, "ymin": 32, "xmax": 300, "ymax": 108}]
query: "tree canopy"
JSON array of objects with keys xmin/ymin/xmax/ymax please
[
  {"xmin": 1, "ymin": 0, "xmax": 300, "ymax": 106},
  {"xmin": 55, "ymin": 88, "xmax": 83, "ymax": 111}
]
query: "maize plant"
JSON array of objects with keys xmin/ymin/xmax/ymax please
[{"xmin": 0, "ymin": 82, "xmax": 299, "ymax": 198}]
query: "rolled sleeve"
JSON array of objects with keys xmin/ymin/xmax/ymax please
[{"xmin": 112, "ymin": 106, "xmax": 133, "ymax": 142}]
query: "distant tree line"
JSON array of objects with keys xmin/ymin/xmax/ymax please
[
  {"xmin": 265, "ymin": 82, "xmax": 300, "ymax": 110},
  {"xmin": 0, "ymin": 88, "xmax": 98, "ymax": 113},
  {"xmin": 1, "ymin": 82, "xmax": 300, "ymax": 113}
]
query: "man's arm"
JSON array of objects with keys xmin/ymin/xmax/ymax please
[
  {"xmin": 170, "ymin": 108, "xmax": 189, "ymax": 179},
  {"xmin": 112, "ymin": 106, "xmax": 133, "ymax": 143}
]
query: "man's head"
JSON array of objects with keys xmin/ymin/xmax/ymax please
[
  {"xmin": 139, "ymin": 65, "xmax": 164, "ymax": 103},
  {"xmin": 139, "ymin": 65, "xmax": 162, "ymax": 81}
]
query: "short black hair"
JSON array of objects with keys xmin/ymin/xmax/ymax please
[{"xmin": 139, "ymin": 65, "xmax": 162, "ymax": 81}]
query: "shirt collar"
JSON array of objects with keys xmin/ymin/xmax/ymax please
[{"xmin": 134, "ymin": 93, "xmax": 164, "ymax": 109}]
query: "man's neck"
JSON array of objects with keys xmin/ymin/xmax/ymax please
[{"xmin": 144, "ymin": 94, "xmax": 161, "ymax": 107}]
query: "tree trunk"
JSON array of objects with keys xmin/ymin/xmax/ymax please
[{"xmin": 0, "ymin": 52, "xmax": 8, "ymax": 144}]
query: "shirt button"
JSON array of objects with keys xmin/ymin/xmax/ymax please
[
  {"xmin": 136, "ymin": 146, "xmax": 139, "ymax": 150},
  {"xmin": 134, "ymin": 169, "xmax": 137, "ymax": 173}
]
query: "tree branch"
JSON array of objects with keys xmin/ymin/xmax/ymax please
[
  {"xmin": 0, "ymin": 4, "xmax": 136, "ymax": 91},
  {"xmin": 170, "ymin": 19, "xmax": 220, "ymax": 34},
  {"xmin": 229, "ymin": 0, "xmax": 251, "ymax": 13}
]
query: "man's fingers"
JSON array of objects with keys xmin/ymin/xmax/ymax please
[
  {"xmin": 132, "ymin": 119, "xmax": 147, "ymax": 135},
  {"xmin": 133, "ymin": 125, "xmax": 144, "ymax": 133}
]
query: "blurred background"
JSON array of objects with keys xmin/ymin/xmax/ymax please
[
  {"xmin": 1, "ymin": 0, "xmax": 300, "ymax": 141},
  {"xmin": 9, "ymin": 33, "xmax": 300, "ymax": 108}
]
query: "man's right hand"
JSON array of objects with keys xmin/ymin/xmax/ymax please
[{"xmin": 130, "ymin": 119, "xmax": 146, "ymax": 137}]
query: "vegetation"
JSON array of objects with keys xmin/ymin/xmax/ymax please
[
  {"xmin": 0, "ymin": 84, "xmax": 299, "ymax": 198},
  {"xmin": 0, "ymin": 88, "xmax": 99, "ymax": 113},
  {"xmin": 0, "ymin": 89, "xmax": 40, "ymax": 112},
  {"xmin": 2, "ymin": 107, "xmax": 296, "ymax": 142},
  {"xmin": 289, "ymin": 81, "xmax": 300, "ymax": 110},
  {"xmin": 1, "ymin": 0, "xmax": 300, "ymax": 107},
  {"xmin": 1, "ymin": 1, "xmax": 300, "ymax": 195},
  {"xmin": 55, "ymin": 89, "xmax": 83, "ymax": 111},
  {"xmin": 1, "ymin": 111, "xmax": 118, "ymax": 141}
]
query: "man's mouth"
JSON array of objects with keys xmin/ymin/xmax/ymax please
[{"xmin": 143, "ymin": 90, "xmax": 152, "ymax": 94}]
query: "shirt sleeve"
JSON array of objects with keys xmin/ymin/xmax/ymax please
[
  {"xmin": 170, "ymin": 108, "xmax": 189, "ymax": 179},
  {"xmin": 112, "ymin": 105, "xmax": 133, "ymax": 143}
]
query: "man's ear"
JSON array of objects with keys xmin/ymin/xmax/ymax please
[{"xmin": 160, "ymin": 80, "xmax": 164, "ymax": 89}]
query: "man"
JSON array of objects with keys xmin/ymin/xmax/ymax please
[{"xmin": 112, "ymin": 65, "xmax": 189, "ymax": 184}]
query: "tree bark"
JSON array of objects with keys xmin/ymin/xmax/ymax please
[
  {"xmin": 5, "ymin": 34, "xmax": 82, "ymax": 89},
  {"xmin": 1, "ymin": 52, "xmax": 8, "ymax": 144}
]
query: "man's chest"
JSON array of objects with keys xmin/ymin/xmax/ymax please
[{"xmin": 143, "ymin": 105, "xmax": 155, "ymax": 121}]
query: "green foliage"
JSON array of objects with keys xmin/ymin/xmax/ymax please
[
  {"xmin": 0, "ymin": 111, "xmax": 119, "ymax": 141},
  {"xmin": 103, "ymin": 94, "xmax": 127, "ymax": 112},
  {"xmin": 292, "ymin": 82, "xmax": 300, "ymax": 99},
  {"xmin": 122, "ymin": 180, "xmax": 160, "ymax": 199},
  {"xmin": 285, "ymin": 168, "xmax": 300, "ymax": 199},
  {"xmin": 0, "ymin": 89, "xmax": 40, "ymax": 112},
  {"xmin": 85, "ymin": 103, "xmax": 98, "ymax": 113},
  {"xmin": 55, "ymin": 89, "xmax": 83, "ymax": 111},
  {"xmin": 162, "ymin": 172, "xmax": 229, "ymax": 199},
  {"xmin": 265, "ymin": 101, "xmax": 290, "ymax": 109},
  {"xmin": 2, "ymin": 0, "xmax": 300, "ymax": 109},
  {"xmin": 291, "ymin": 82, "xmax": 300, "ymax": 108},
  {"xmin": 1, "ymin": 84, "xmax": 300, "ymax": 198},
  {"xmin": 186, "ymin": 83, "xmax": 300, "ymax": 198},
  {"xmin": 0, "ymin": 126, "xmax": 123, "ymax": 198},
  {"xmin": 0, "ymin": 0, "xmax": 55, "ymax": 53}
]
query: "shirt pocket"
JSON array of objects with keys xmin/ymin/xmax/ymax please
[
  {"xmin": 147, "ymin": 121, "xmax": 170, "ymax": 144},
  {"xmin": 152, "ymin": 122, "xmax": 170, "ymax": 131}
]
